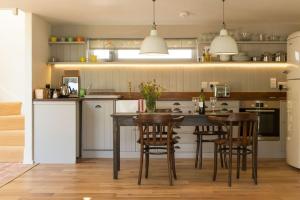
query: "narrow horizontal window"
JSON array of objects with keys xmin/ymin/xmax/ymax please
[
  {"xmin": 117, "ymin": 49, "xmax": 193, "ymax": 60},
  {"xmin": 92, "ymin": 49, "xmax": 110, "ymax": 59}
]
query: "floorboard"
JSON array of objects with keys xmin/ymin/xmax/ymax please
[{"xmin": 0, "ymin": 159, "xmax": 299, "ymax": 200}]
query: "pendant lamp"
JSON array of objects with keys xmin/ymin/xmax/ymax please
[
  {"xmin": 140, "ymin": 0, "xmax": 168, "ymax": 55},
  {"xmin": 210, "ymin": 0, "xmax": 238, "ymax": 55}
]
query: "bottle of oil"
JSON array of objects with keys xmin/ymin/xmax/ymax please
[{"xmin": 198, "ymin": 89, "xmax": 206, "ymax": 114}]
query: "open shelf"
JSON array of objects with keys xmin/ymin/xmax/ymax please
[
  {"xmin": 198, "ymin": 41, "xmax": 287, "ymax": 45},
  {"xmin": 47, "ymin": 61, "xmax": 289, "ymax": 69},
  {"xmin": 48, "ymin": 41, "xmax": 86, "ymax": 45}
]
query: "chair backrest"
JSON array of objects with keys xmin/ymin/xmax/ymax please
[
  {"xmin": 226, "ymin": 113, "xmax": 258, "ymax": 143},
  {"xmin": 134, "ymin": 114, "xmax": 183, "ymax": 146}
]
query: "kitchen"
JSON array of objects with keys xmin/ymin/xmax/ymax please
[{"xmin": 0, "ymin": 0, "xmax": 300, "ymax": 199}]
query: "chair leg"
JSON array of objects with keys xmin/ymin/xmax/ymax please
[
  {"xmin": 222, "ymin": 136, "xmax": 228, "ymax": 169},
  {"xmin": 199, "ymin": 135, "xmax": 203, "ymax": 169},
  {"xmin": 242, "ymin": 147, "xmax": 247, "ymax": 171},
  {"xmin": 138, "ymin": 145, "xmax": 144, "ymax": 185},
  {"xmin": 253, "ymin": 142, "xmax": 258, "ymax": 184},
  {"xmin": 228, "ymin": 145, "xmax": 232, "ymax": 187},
  {"xmin": 218, "ymin": 135, "xmax": 224, "ymax": 168},
  {"xmin": 195, "ymin": 134, "xmax": 200, "ymax": 168},
  {"xmin": 213, "ymin": 143, "xmax": 218, "ymax": 181},
  {"xmin": 167, "ymin": 145, "xmax": 173, "ymax": 186},
  {"xmin": 237, "ymin": 147, "xmax": 240, "ymax": 179},
  {"xmin": 145, "ymin": 146, "xmax": 149, "ymax": 179},
  {"xmin": 172, "ymin": 146, "xmax": 177, "ymax": 180},
  {"xmin": 252, "ymin": 148, "xmax": 254, "ymax": 179}
]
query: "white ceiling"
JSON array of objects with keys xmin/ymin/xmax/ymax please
[{"xmin": 1, "ymin": 0, "xmax": 300, "ymax": 26}]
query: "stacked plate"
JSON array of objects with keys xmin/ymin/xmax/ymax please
[{"xmin": 232, "ymin": 52, "xmax": 251, "ymax": 62}]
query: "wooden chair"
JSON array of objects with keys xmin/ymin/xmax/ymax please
[
  {"xmin": 134, "ymin": 114, "xmax": 184, "ymax": 185},
  {"xmin": 210, "ymin": 113, "xmax": 258, "ymax": 187},
  {"xmin": 193, "ymin": 124, "xmax": 227, "ymax": 169}
]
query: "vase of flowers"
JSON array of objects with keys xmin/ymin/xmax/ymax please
[{"xmin": 139, "ymin": 80, "xmax": 163, "ymax": 113}]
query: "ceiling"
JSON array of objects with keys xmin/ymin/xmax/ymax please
[{"xmin": 1, "ymin": 0, "xmax": 300, "ymax": 26}]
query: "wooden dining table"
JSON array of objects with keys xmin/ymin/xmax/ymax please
[{"xmin": 111, "ymin": 112, "xmax": 230, "ymax": 179}]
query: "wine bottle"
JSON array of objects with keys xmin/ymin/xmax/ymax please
[{"xmin": 199, "ymin": 89, "xmax": 205, "ymax": 114}]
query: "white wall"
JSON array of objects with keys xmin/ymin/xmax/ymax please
[
  {"xmin": 0, "ymin": 10, "xmax": 50, "ymax": 164},
  {"xmin": 32, "ymin": 14, "xmax": 51, "ymax": 89},
  {"xmin": 23, "ymin": 13, "xmax": 50, "ymax": 164},
  {"xmin": 0, "ymin": 10, "xmax": 26, "ymax": 103}
]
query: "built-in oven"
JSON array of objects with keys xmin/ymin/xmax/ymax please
[{"xmin": 239, "ymin": 101, "xmax": 280, "ymax": 141}]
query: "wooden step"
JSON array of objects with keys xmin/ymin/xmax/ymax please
[
  {"xmin": 0, "ymin": 115, "xmax": 24, "ymax": 131},
  {"xmin": 0, "ymin": 102, "xmax": 22, "ymax": 116},
  {"xmin": 0, "ymin": 130, "xmax": 24, "ymax": 146},
  {"xmin": 0, "ymin": 146, "xmax": 24, "ymax": 162}
]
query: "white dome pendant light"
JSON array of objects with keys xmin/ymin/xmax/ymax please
[
  {"xmin": 140, "ymin": 0, "xmax": 168, "ymax": 55},
  {"xmin": 210, "ymin": 0, "xmax": 238, "ymax": 55}
]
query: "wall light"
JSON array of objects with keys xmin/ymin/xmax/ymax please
[{"xmin": 51, "ymin": 62, "xmax": 290, "ymax": 69}]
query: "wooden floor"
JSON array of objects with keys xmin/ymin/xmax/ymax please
[{"xmin": 0, "ymin": 159, "xmax": 299, "ymax": 200}]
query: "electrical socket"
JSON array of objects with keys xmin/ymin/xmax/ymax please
[
  {"xmin": 270, "ymin": 78, "xmax": 277, "ymax": 89},
  {"xmin": 201, "ymin": 82, "xmax": 208, "ymax": 89}
]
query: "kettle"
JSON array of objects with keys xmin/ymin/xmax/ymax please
[{"xmin": 60, "ymin": 84, "xmax": 70, "ymax": 97}]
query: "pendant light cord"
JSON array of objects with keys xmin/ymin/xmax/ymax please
[
  {"xmin": 222, "ymin": 0, "xmax": 226, "ymax": 28},
  {"xmin": 152, "ymin": 0, "xmax": 157, "ymax": 29}
]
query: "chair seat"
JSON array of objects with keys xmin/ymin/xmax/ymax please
[
  {"xmin": 193, "ymin": 131, "xmax": 227, "ymax": 136},
  {"xmin": 137, "ymin": 137, "xmax": 179, "ymax": 146},
  {"xmin": 214, "ymin": 138, "xmax": 253, "ymax": 146}
]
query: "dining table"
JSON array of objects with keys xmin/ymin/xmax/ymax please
[{"xmin": 111, "ymin": 112, "xmax": 230, "ymax": 179}]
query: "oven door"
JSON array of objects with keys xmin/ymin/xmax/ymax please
[{"xmin": 240, "ymin": 108, "xmax": 280, "ymax": 141}]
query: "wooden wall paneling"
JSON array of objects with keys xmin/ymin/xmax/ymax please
[{"xmin": 51, "ymin": 67, "xmax": 286, "ymax": 93}]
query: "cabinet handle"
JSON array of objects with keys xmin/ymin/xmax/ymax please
[{"xmin": 95, "ymin": 105, "xmax": 102, "ymax": 109}]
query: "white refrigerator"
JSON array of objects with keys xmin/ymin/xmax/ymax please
[{"xmin": 287, "ymin": 31, "xmax": 300, "ymax": 168}]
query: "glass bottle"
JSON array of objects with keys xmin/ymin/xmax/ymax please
[{"xmin": 198, "ymin": 89, "xmax": 206, "ymax": 114}]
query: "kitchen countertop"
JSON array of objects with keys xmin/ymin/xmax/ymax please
[{"xmin": 32, "ymin": 92, "xmax": 287, "ymax": 102}]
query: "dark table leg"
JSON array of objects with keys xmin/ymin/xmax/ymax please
[
  {"xmin": 113, "ymin": 118, "xmax": 119, "ymax": 179},
  {"xmin": 117, "ymin": 124, "xmax": 120, "ymax": 171}
]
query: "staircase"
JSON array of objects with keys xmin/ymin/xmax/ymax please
[{"xmin": 0, "ymin": 102, "xmax": 24, "ymax": 162}]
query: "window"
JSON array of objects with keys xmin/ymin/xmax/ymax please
[
  {"xmin": 92, "ymin": 49, "xmax": 110, "ymax": 59},
  {"xmin": 118, "ymin": 49, "xmax": 193, "ymax": 60},
  {"xmin": 89, "ymin": 38, "xmax": 197, "ymax": 61}
]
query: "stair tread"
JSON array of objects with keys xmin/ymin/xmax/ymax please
[
  {"xmin": 0, "ymin": 115, "xmax": 24, "ymax": 118},
  {"xmin": 0, "ymin": 115, "xmax": 24, "ymax": 131},
  {"xmin": 0, "ymin": 102, "xmax": 22, "ymax": 116},
  {"xmin": 0, "ymin": 146, "xmax": 24, "ymax": 162},
  {"xmin": 0, "ymin": 130, "xmax": 24, "ymax": 133},
  {"xmin": 0, "ymin": 146, "xmax": 24, "ymax": 149}
]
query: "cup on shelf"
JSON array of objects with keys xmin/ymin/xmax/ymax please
[
  {"xmin": 60, "ymin": 37, "xmax": 66, "ymax": 42},
  {"xmin": 80, "ymin": 57, "xmax": 86, "ymax": 62},
  {"xmin": 90, "ymin": 55, "xmax": 97, "ymax": 62},
  {"xmin": 75, "ymin": 36, "xmax": 84, "ymax": 42},
  {"xmin": 67, "ymin": 36, "xmax": 74, "ymax": 42},
  {"xmin": 239, "ymin": 32, "xmax": 252, "ymax": 41},
  {"xmin": 50, "ymin": 36, "xmax": 57, "ymax": 42}
]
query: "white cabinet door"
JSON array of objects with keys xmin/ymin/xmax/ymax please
[
  {"xmin": 82, "ymin": 101, "xmax": 113, "ymax": 150},
  {"xmin": 34, "ymin": 101, "xmax": 78, "ymax": 164}
]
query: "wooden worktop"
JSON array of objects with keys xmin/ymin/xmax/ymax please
[{"xmin": 33, "ymin": 92, "xmax": 286, "ymax": 101}]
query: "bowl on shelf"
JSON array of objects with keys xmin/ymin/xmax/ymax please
[
  {"xmin": 232, "ymin": 52, "xmax": 251, "ymax": 62},
  {"xmin": 219, "ymin": 55, "xmax": 231, "ymax": 62}
]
